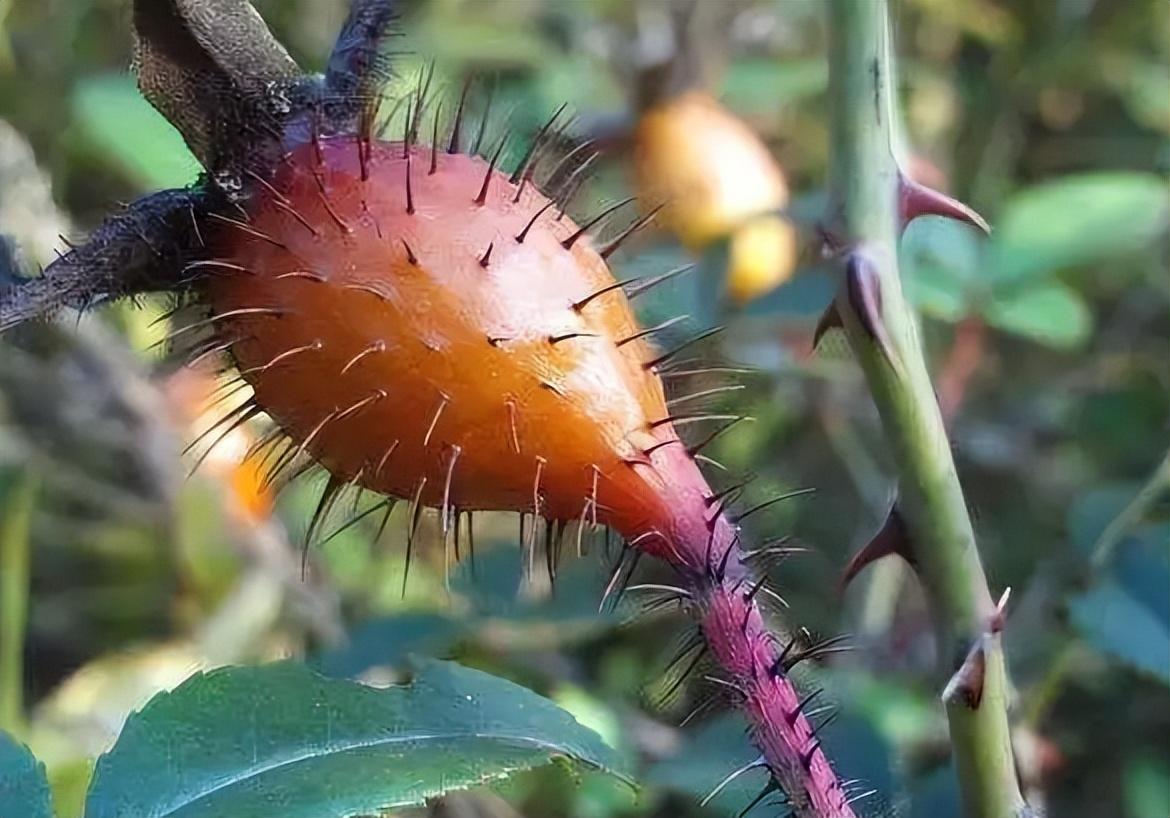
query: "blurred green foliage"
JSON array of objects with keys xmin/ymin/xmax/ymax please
[{"xmin": 0, "ymin": 1, "xmax": 1167, "ymax": 817}]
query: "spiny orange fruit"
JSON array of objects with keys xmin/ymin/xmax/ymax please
[
  {"xmin": 0, "ymin": 2, "xmax": 864, "ymax": 811},
  {"xmin": 205, "ymin": 134, "xmax": 723, "ymax": 561},
  {"xmin": 633, "ymin": 90, "xmax": 797, "ymax": 303},
  {"xmin": 194, "ymin": 118, "xmax": 859, "ymax": 818}
]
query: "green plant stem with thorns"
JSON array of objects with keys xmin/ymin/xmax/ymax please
[{"xmin": 825, "ymin": 2, "xmax": 1029, "ymax": 817}]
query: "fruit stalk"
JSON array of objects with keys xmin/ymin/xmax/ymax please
[
  {"xmin": 825, "ymin": 2, "xmax": 1028, "ymax": 817},
  {"xmin": 637, "ymin": 449, "xmax": 860, "ymax": 817}
]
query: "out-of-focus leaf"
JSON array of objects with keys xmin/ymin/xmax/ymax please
[
  {"xmin": 85, "ymin": 660, "xmax": 629, "ymax": 818},
  {"xmin": 901, "ymin": 217, "xmax": 984, "ymax": 322},
  {"xmin": 28, "ymin": 643, "xmax": 209, "ymax": 758},
  {"xmin": 452, "ymin": 550, "xmax": 629, "ymax": 646},
  {"xmin": 741, "ymin": 265, "xmax": 837, "ymax": 320},
  {"xmin": 1067, "ymin": 483, "xmax": 1142, "ymax": 555},
  {"xmin": 1110, "ymin": 524, "xmax": 1170, "ymax": 613},
  {"xmin": 646, "ymin": 711, "xmax": 893, "ymax": 817},
  {"xmin": 1071, "ymin": 580, "xmax": 1170, "ymax": 684},
  {"xmin": 0, "ymin": 730, "xmax": 52, "ymax": 818},
  {"xmin": 617, "ymin": 242, "xmax": 704, "ymax": 330},
  {"xmin": 71, "ymin": 74, "xmax": 200, "ymax": 190},
  {"xmin": 553, "ymin": 688, "xmax": 639, "ymax": 818},
  {"xmin": 312, "ymin": 613, "xmax": 461, "ymax": 679},
  {"xmin": 409, "ymin": 18, "xmax": 552, "ymax": 69},
  {"xmin": 909, "ymin": 766, "xmax": 961, "ymax": 818},
  {"xmin": 314, "ymin": 551, "xmax": 627, "ymax": 680},
  {"xmin": 821, "ymin": 669, "xmax": 943, "ymax": 748},
  {"xmin": 983, "ymin": 282, "xmax": 1092, "ymax": 348},
  {"xmin": 1124, "ymin": 754, "xmax": 1170, "ymax": 818},
  {"xmin": 644, "ymin": 716, "xmax": 770, "ymax": 818},
  {"xmin": 720, "ymin": 58, "xmax": 828, "ymax": 114},
  {"xmin": 1117, "ymin": 61, "xmax": 1170, "ymax": 135},
  {"xmin": 903, "ymin": 263, "xmax": 971, "ymax": 322},
  {"xmin": 989, "ymin": 172, "xmax": 1169, "ymax": 283},
  {"xmin": 1070, "ymin": 531, "xmax": 1170, "ymax": 685}
]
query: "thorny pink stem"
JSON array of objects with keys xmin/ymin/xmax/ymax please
[
  {"xmin": 688, "ymin": 518, "xmax": 858, "ymax": 818},
  {"xmin": 629, "ymin": 445, "xmax": 860, "ymax": 818}
]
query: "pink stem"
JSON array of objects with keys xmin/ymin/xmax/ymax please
[{"xmin": 629, "ymin": 447, "xmax": 861, "ymax": 818}]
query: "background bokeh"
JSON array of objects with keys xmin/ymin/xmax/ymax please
[{"xmin": 0, "ymin": 1, "xmax": 1167, "ymax": 817}]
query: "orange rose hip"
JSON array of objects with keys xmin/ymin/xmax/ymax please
[{"xmin": 207, "ymin": 136, "xmax": 715, "ymax": 555}]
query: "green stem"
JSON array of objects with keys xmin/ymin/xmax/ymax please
[
  {"xmin": 825, "ymin": 3, "xmax": 1028, "ymax": 817},
  {"xmin": 0, "ymin": 469, "xmax": 37, "ymax": 735},
  {"xmin": 1089, "ymin": 448, "xmax": 1170, "ymax": 573},
  {"xmin": 1026, "ymin": 447, "xmax": 1170, "ymax": 728}
]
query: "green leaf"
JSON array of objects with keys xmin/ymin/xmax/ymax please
[
  {"xmin": 900, "ymin": 217, "xmax": 983, "ymax": 322},
  {"xmin": 409, "ymin": 18, "xmax": 553, "ymax": 69},
  {"xmin": 990, "ymin": 172, "xmax": 1169, "ymax": 283},
  {"xmin": 646, "ymin": 712, "xmax": 893, "ymax": 817},
  {"xmin": 741, "ymin": 266, "xmax": 837, "ymax": 321},
  {"xmin": 983, "ymin": 282, "xmax": 1092, "ymax": 349},
  {"xmin": 0, "ymin": 730, "xmax": 53, "ymax": 818},
  {"xmin": 1124, "ymin": 754, "xmax": 1170, "ymax": 818},
  {"xmin": 1071, "ymin": 580, "xmax": 1170, "ymax": 685},
  {"xmin": 719, "ymin": 58, "xmax": 828, "ymax": 114},
  {"xmin": 85, "ymin": 660, "xmax": 629, "ymax": 818},
  {"xmin": 909, "ymin": 765, "xmax": 961, "ymax": 818},
  {"xmin": 1071, "ymin": 532, "xmax": 1170, "ymax": 685},
  {"xmin": 71, "ymin": 75, "xmax": 200, "ymax": 190},
  {"xmin": 450, "ymin": 549, "xmax": 627, "ymax": 632},
  {"xmin": 313, "ymin": 552, "xmax": 627, "ymax": 680},
  {"xmin": 1067, "ymin": 483, "xmax": 1142, "ymax": 555},
  {"xmin": 312, "ymin": 613, "xmax": 461, "ymax": 679}
]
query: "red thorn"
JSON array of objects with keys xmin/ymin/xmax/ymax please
[
  {"xmin": 943, "ymin": 587, "xmax": 1011, "ymax": 710},
  {"xmin": 899, "ymin": 174, "xmax": 991, "ymax": 235},
  {"xmin": 943, "ymin": 639, "xmax": 987, "ymax": 709},
  {"xmin": 844, "ymin": 251, "xmax": 898, "ymax": 366},
  {"xmin": 840, "ymin": 505, "xmax": 915, "ymax": 591},
  {"xmin": 812, "ymin": 301, "xmax": 844, "ymax": 349}
]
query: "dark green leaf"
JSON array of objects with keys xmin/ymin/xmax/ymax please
[
  {"xmin": 1067, "ymin": 483, "xmax": 1142, "ymax": 555},
  {"xmin": 909, "ymin": 766, "xmax": 962, "ymax": 818},
  {"xmin": 1071, "ymin": 532, "xmax": 1170, "ymax": 685},
  {"xmin": 1124, "ymin": 754, "xmax": 1170, "ymax": 818},
  {"xmin": 646, "ymin": 711, "xmax": 893, "ymax": 817},
  {"xmin": 449, "ymin": 549, "xmax": 629, "ymax": 649},
  {"xmin": 741, "ymin": 266, "xmax": 837, "ymax": 320},
  {"xmin": 312, "ymin": 613, "xmax": 461, "ymax": 679},
  {"xmin": 1071, "ymin": 580, "xmax": 1170, "ymax": 685},
  {"xmin": 719, "ymin": 58, "xmax": 828, "ymax": 114},
  {"xmin": 85, "ymin": 660, "xmax": 629, "ymax": 818},
  {"xmin": 900, "ymin": 217, "xmax": 983, "ymax": 321},
  {"xmin": 983, "ymin": 282, "xmax": 1092, "ymax": 348},
  {"xmin": 990, "ymin": 172, "xmax": 1169, "ymax": 283},
  {"xmin": 644, "ymin": 716, "xmax": 771, "ymax": 818},
  {"xmin": 0, "ymin": 730, "xmax": 52, "ymax": 818}
]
